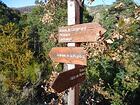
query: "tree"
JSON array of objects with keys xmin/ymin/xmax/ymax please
[
  {"xmin": 80, "ymin": 0, "xmax": 140, "ymax": 105},
  {"xmin": 0, "ymin": 1, "xmax": 20, "ymax": 25},
  {"xmin": 0, "ymin": 22, "xmax": 35, "ymax": 104}
]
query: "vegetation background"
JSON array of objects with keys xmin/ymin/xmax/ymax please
[{"xmin": 0, "ymin": 0, "xmax": 139, "ymax": 105}]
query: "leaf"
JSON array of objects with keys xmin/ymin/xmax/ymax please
[{"xmin": 106, "ymin": 39, "xmax": 114, "ymax": 44}]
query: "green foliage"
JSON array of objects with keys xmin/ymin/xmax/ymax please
[
  {"xmin": 0, "ymin": 22, "xmax": 37, "ymax": 105},
  {"xmin": 0, "ymin": 23, "xmax": 32, "ymax": 71},
  {"xmin": 0, "ymin": 0, "xmax": 139, "ymax": 105},
  {"xmin": 81, "ymin": 0, "xmax": 140, "ymax": 105},
  {"xmin": 0, "ymin": 1, "xmax": 20, "ymax": 25}
]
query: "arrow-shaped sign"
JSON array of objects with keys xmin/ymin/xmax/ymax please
[
  {"xmin": 58, "ymin": 22, "xmax": 106, "ymax": 43},
  {"xmin": 52, "ymin": 66, "xmax": 86, "ymax": 93},
  {"xmin": 49, "ymin": 47, "xmax": 87, "ymax": 65}
]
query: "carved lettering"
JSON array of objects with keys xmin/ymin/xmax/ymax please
[
  {"xmin": 59, "ymin": 27, "xmax": 87, "ymax": 33},
  {"xmin": 59, "ymin": 38, "xmax": 72, "ymax": 42},
  {"xmin": 70, "ymin": 72, "xmax": 85, "ymax": 80},
  {"xmin": 56, "ymin": 54, "xmax": 85, "ymax": 59}
]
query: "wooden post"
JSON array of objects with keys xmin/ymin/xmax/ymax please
[{"xmin": 67, "ymin": 0, "xmax": 81, "ymax": 105}]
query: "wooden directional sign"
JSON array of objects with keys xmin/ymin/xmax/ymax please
[
  {"xmin": 49, "ymin": 47, "xmax": 87, "ymax": 65},
  {"xmin": 52, "ymin": 66, "xmax": 86, "ymax": 93},
  {"xmin": 58, "ymin": 22, "xmax": 106, "ymax": 43}
]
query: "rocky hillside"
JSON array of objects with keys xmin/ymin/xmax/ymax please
[
  {"xmin": 13, "ymin": 5, "xmax": 35, "ymax": 13},
  {"xmin": 84, "ymin": 5, "xmax": 109, "ymax": 23},
  {"xmin": 86, "ymin": 5, "xmax": 109, "ymax": 15}
]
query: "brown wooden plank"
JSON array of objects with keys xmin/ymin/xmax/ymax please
[
  {"xmin": 52, "ymin": 66, "xmax": 86, "ymax": 93},
  {"xmin": 49, "ymin": 47, "xmax": 87, "ymax": 65},
  {"xmin": 58, "ymin": 22, "xmax": 106, "ymax": 42}
]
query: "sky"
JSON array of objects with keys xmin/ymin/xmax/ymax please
[
  {"xmin": 1, "ymin": 0, "xmax": 36, "ymax": 7},
  {"xmin": 1, "ymin": 0, "xmax": 140, "ymax": 8}
]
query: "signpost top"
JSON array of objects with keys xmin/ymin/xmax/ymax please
[{"xmin": 58, "ymin": 22, "xmax": 106, "ymax": 43}]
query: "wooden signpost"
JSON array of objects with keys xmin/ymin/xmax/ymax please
[
  {"xmin": 58, "ymin": 22, "xmax": 106, "ymax": 43},
  {"xmin": 67, "ymin": 1, "xmax": 80, "ymax": 105},
  {"xmin": 52, "ymin": 66, "xmax": 86, "ymax": 93},
  {"xmin": 48, "ymin": 0, "xmax": 105, "ymax": 104},
  {"xmin": 49, "ymin": 47, "xmax": 87, "ymax": 65}
]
